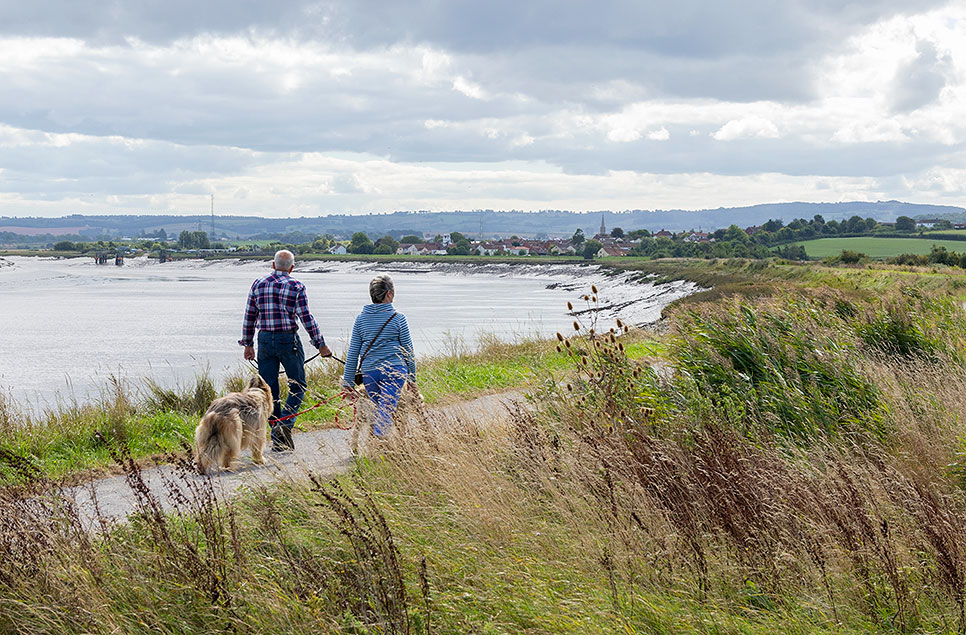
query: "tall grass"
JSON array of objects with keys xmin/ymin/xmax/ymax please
[
  {"xmin": 7, "ymin": 274, "xmax": 966, "ymax": 631},
  {"xmin": 0, "ymin": 331, "xmax": 638, "ymax": 485}
]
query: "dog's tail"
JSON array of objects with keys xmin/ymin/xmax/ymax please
[{"xmin": 194, "ymin": 410, "xmax": 241, "ymax": 474}]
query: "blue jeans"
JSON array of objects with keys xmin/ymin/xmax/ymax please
[
  {"xmin": 362, "ymin": 365, "xmax": 408, "ymax": 437},
  {"xmin": 257, "ymin": 330, "xmax": 306, "ymax": 449}
]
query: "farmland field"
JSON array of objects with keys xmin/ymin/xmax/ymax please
[{"xmin": 793, "ymin": 236, "xmax": 966, "ymax": 259}]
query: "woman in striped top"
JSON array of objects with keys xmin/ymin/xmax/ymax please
[{"xmin": 342, "ymin": 274, "xmax": 417, "ymax": 437}]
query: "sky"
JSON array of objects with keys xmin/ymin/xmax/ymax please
[{"xmin": 0, "ymin": 0, "xmax": 964, "ymax": 218}]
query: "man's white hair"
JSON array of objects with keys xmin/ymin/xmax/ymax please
[{"xmin": 274, "ymin": 250, "xmax": 295, "ymax": 270}]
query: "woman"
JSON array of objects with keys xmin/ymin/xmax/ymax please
[{"xmin": 342, "ymin": 274, "xmax": 417, "ymax": 437}]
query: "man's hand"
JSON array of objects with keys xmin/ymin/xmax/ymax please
[
  {"xmin": 318, "ymin": 344, "xmax": 333, "ymax": 358},
  {"xmin": 243, "ymin": 345, "xmax": 255, "ymax": 361}
]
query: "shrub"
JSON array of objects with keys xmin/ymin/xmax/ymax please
[
  {"xmin": 891, "ymin": 253, "xmax": 929, "ymax": 266},
  {"xmin": 837, "ymin": 249, "xmax": 865, "ymax": 264}
]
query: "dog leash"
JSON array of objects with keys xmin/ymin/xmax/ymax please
[
  {"xmin": 247, "ymin": 352, "xmax": 346, "ymax": 374},
  {"xmin": 269, "ymin": 389, "xmax": 357, "ymax": 431}
]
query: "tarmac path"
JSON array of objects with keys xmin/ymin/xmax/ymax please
[{"xmin": 65, "ymin": 391, "xmax": 526, "ymax": 528}]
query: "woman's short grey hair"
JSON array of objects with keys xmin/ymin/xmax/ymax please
[
  {"xmin": 369, "ymin": 274, "xmax": 394, "ymax": 303},
  {"xmin": 274, "ymin": 250, "xmax": 295, "ymax": 270}
]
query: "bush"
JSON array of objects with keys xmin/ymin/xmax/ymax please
[
  {"xmin": 838, "ymin": 249, "xmax": 865, "ymax": 264},
  {"xmin": 891, "ymin": 253, "xmax": 929, "ymax": 266}
]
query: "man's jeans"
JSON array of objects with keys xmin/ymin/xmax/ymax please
[
  {"xmin": 361, "ymin": 365, "xmax": 408, "ymax": 437},
  {"xmin": 257, "ymin": 330, "xmax": 306, "ymax": 450}
]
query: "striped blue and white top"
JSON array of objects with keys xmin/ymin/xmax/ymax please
[{"xmin": 342, "ymin": 303, "xmax": 416, "ymax": 386}]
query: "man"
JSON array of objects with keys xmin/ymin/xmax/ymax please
[{"xmin": 239, "ymin": 250, "xmax": 331, "ymax": 451}]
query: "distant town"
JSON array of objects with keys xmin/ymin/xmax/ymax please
[{"xmin": 5, "ymin": 213, "xmax": 966, "ymax": 265}]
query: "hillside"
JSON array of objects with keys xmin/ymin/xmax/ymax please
[{"xmin": 2, "ymin": 201, "xmax": 963, "ymax": 240}]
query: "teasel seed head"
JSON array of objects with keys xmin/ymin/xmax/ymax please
[
  {"xmin": 556, "ymin": 332, "xmax": 564, "ymax": 341},
  {"xmin": 592, "ymin": 284, "xmax": 598, "ymax": 294},
  {"xmin": 567, "ymin": 301, "xmax": 573, "ymax": 311}
]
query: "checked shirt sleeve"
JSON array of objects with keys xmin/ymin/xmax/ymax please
[
  {"xmin": 238, "ymin": 281, "xmax": 259, "ymax": 347},
  {"xmin": 294, "ymin": 285, "xmax": 326, "ymax": 349}
]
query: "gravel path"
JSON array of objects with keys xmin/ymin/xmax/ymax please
[{"xmin": 66, "ymin": 392, "xmax": 525, "ymax": 527}]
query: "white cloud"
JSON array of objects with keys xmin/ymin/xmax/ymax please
[
  {"xmin": 607, "ymin": 128, "xmax": 641, "ymax": 143},
  {"xmin": 510, "ymin": 133, "xmax": 535, "ymax": 147},
  {"xmin": 452, "ymin": 75, "xmax": 486, "ymax": 99},
  {"xmin": 831, "ymin": 119, "xmax": 909, "ymax": 143},
  {"xmin": 647, "ymin": 127, "xmax": 670, "ymax": 141},
  {"xmin": 712, "ymin": 117, "xmax": 780, "ymax": 141}
]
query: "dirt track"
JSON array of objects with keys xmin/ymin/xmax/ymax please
[{"xmin": 66, "ymin": 392, "xmax": 525, "ymax": 527}]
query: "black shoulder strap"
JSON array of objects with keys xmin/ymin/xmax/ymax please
[{"xmin": 359, "ymin": 312, "xmax": 397, "ymax": 365}]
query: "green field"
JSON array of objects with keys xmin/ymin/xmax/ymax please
[{"xmin": 794, "ymin": 236, "xmax": 966, "ymax": 259}]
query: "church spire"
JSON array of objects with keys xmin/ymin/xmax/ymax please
[{"xmin": 599, "ymin": 213, "xmax": 606, "ymax": 237}]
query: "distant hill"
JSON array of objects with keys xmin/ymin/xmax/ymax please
[{"xmin": 2, "ymin": 201, "xmax": 963, "ymax": 240}]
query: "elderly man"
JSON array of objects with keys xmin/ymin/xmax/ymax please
[{"xmin": 239, "ymin": 250, "xmax": 331, "ymax": 452}]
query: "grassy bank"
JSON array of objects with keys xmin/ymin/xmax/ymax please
[
  {"xmin": 611, "ymin": 257, "xmax": 966, "ymax": 305},
  {"xmin": 0, "ymin": 330, "xmax": 663, "ymax": 486},
  {"xmin": 4, "ymin": 266, "xmax": 966, "ymax": 631}
]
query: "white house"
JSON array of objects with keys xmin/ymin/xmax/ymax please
[
  {"xmin": 329, "ymin": 244, "xmax": 347, "ymax": 255},
  {"xmin": 475, "ymin": 241, "xmax": 503, "ymax": 256}
]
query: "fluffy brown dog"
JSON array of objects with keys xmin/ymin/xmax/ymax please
[{"xmin": 194, "ymin": 374, "xmax": 272, "ymax": 474}]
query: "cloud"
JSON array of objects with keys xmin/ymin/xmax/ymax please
[
  {"xmin": 712, "ymin": 117, "xmax": 780, "ymax": 141},
  {"xmin": 0, "ymin": 1, "xmax": 964, "ymax": 218},
  {"xmin": 452, "ymin": 75, "xmax": 486, "ymax": 99},
  {"xmin": 891, "ymin": 39, "xmax": 950, "ymax": 112}
]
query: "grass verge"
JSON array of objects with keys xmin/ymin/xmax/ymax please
[{"xmin": 0, "ymin": 331, "xmax": 664, "ymax": 486}]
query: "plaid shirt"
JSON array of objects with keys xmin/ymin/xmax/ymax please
[{"xmin": 238, "ymin": 271, "xmax": 325, "ymax": 349}]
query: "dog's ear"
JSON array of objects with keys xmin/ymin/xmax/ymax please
[{"xmin": 248, "ymin": 374, "xmax": 263, "ymax": 389}]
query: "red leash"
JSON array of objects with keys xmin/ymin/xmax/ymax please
[{"xmin": 270, "ymin": 390, "xmax": 357, "ymax": 430}]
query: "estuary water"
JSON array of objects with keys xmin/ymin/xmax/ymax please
[{"xmin": 0, "ymin": 256, "xmax": 699, "ymax": 411}]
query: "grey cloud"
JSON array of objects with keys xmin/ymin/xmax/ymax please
[
  {"xmin": 0, "ymin": 0, "xmax": 949, "ymax": 119},
  {"xmin": 1, "ymin": 1, "xmax": 947, "ymax": 56},
  {"xmin": 329, "ymin": 174, "xmax": 363, "ymax": 193},
  {"xmin": 891, "ymin": 40, "xmax": 950, "ymax": 113},
  {"xmin": 306, "ymin": 0, "xmax": 946, "ymax": 57}
]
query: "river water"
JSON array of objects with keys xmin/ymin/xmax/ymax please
[{"xmin": 0, "ymin": 256, "xmax": 698, "ymax": 411}]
